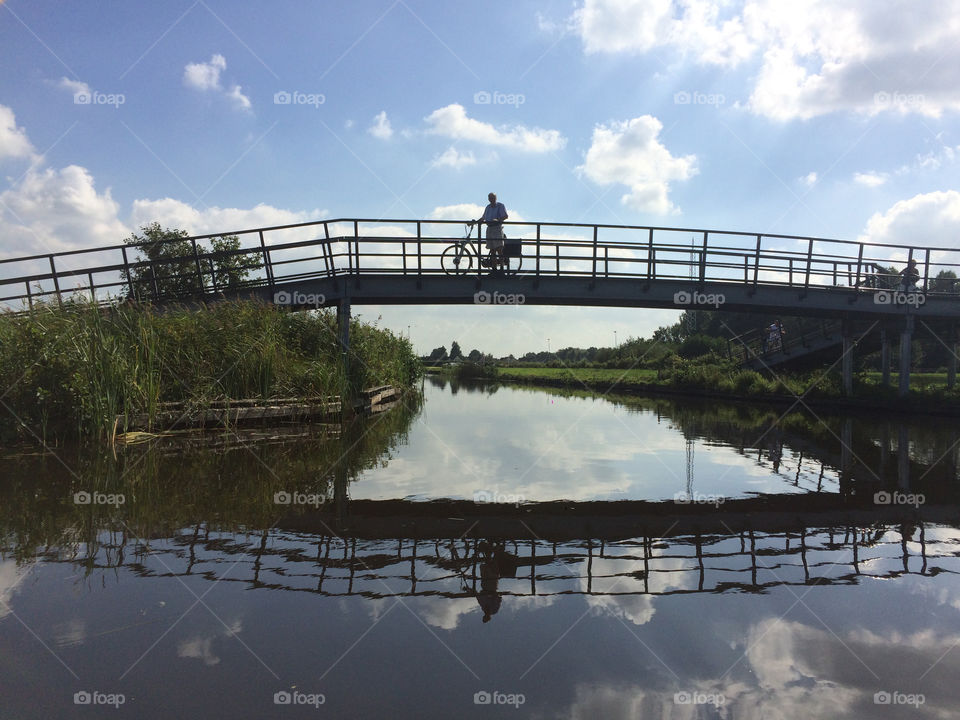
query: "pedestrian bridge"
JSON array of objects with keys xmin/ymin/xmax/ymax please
[{"xmin": 2, "ymin": 217, "xmax": 959, "ymax": 321}]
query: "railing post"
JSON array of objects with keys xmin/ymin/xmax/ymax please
[
  {"xmin": 535, "ymin": 224, "xmax": 541, "ymax": 277},
  {"xmin": 854, "ymin": 243, "xmax": 863, "ymax": 288},
  {"xmin": 604, "ymin": 246, "xmax": 609, "ymax": 277},
  {"xmin": 555, "ymin": 244, "xmax": 560, "ymax": 276},
  {"xmin": 752, "ymin": 235, "xmax": 761, "ymax": 292},
  {"xmin": 416, "ymin": 221, "xmax": 422, "ymax": 277},
  {"xmin": 789, "ymin": 258, "xmax": 793, "ymax": 286},
  {"xmin": 121, "ymin": 246, "xmax": 135, "ymax": 298},
  {"xmin": 25, "ymin": 280, "xmax": 33, "ymax": 312},
  {"xmin": 699, "ymin": 231, "xmax": 707, "ymax": 287},
  {"xmin": 259, "ymin": 230, "xmax": 275, "ymax": 290},
  {"xmin": 353, "ymin": 221, "xmax": 360, "ymax": 275},
  {"xmin": 743, "ymin": 255, "xmax": 748, "ymax": 283},
  {"xmin": 923, "ymin": 248, "xmax": 931, "ymax": 293},
  {"xmin": 803, "ymin": 238, "xmax": 813, "ymax": 294},
  {"xmin": 591, "ymin": 225, "xmax": 598, "ymax": 279},
  {"xmin": 191, "ymin": 238, "xmax": 205, "ymax": 293},
  {"xmin": 49, "ymin": 255, "xmax": 62, "ymax": 307},
  {"xmin": 321, "ymin": 223, "xmax": 333, "ymax": 276},
  {"xmin": 648, "ymin": 228, "xmax": 654, "ymax": 280},
  {"xmin": 88, "ymin": 272, "xmax": 96, "ymax": 303}
]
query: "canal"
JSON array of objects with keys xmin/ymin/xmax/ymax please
[{"xmin": 1, "ymin": 376, "xmax": 958, "ymax": 718}]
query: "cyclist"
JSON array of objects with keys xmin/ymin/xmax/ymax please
[{"xmin": 477, "ymin": 192, "xmax": 508, "ymax": 269}]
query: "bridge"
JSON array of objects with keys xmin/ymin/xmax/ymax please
[{"xmin": 3, "ymin": 218, "xmax": 959, "ymax": 395}]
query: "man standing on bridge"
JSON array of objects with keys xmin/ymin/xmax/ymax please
[{"xmin": 477, "ymin": 192, "xmax": 508, "ymax": 269}]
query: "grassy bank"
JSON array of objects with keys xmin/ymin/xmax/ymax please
[
  {"xmin": 0, "ymin": 299, "xmax": 421, "ymax": 443},
  {"xmin": 494, "ymin": 362, "xmax": 960, "ymax": 414}
]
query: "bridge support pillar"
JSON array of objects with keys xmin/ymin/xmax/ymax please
[
  {"xmin": 880, "ymin": 328, "xmax": 891, "ymax": 387},
  {"xmin": 898, "ymin": 315, "xmax": 914, "ymax": 398},
  {"xmin": 841, "ymin": 321, "xmax": 854, "ymax": 397},
  {"xmin": 337, "ymin": 299, "xmax": 351, "ymax": 378},
  {"xmin": 948, "ymin": 327, "xmax": 957, "ymax": 390}
]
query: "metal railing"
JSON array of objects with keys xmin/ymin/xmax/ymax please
[{"xmin": 2, "ymin": 218, "xmax": 960, "ymax": 309}]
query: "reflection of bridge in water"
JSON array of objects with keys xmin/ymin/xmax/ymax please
[{"xmin": 58, "ymin": 501, "xmax": 960, "ymax": 602}]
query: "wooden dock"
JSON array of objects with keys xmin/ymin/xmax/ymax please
[{"xmin": 117, "ymin": 385, "xmax": 401, "ymax": 433}]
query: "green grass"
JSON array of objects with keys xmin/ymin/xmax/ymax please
[
  {"xmin": 495, "ymin": 362, "xmax": 960, "ymax": 410},
  {"xmin": 498, "ymin": 366, "xmax": 659, "ymax": 383}
]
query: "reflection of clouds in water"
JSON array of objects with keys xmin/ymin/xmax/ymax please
[
  {"xmin": 0, "ymin": 560, "xmax": 32, "ymax": 619},
  {"xmin": 580, "ymin": 554, "xmax": 693, "ymax": 627},
  {"xmin": 559, "ymin": 612, "xmax": 960, "ymax": 719},
  {"xmin": 408, "ymin": 597, "xmax": 478, "ymax": 630},
  {"xmin": 177, "ymin": 619, "xmax": 243, "ymax": 667}
]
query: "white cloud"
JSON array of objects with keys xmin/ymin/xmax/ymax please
[
  {"xmin": 368, "ymin": 110, "xmax": 393, "ymax": 140},
  {"xmin": 853, "ymin": 171, "xmax": 887, "ymax": 187},
  {"xmin": 424, "ymin": 104, "xmax": 565, "ymax": 153},
  {"xmin": 183, "ymin": 54, "xmax": 251, "ymax": 111},
  {"xmin": 858, "ymin": 190, "xmax": 960, "ymax": 250},
  {"xmin": 0, "ymin": 165, "xmax": 129, "ymax": 257},
  {"xmin": 577, "ymin": 115, "xmax": 697, "ymax": 214},
  {"xmin": 431, "ymin": 146, "xmax": 476, "ymax": 169},
  {"xmin": 183, "ymin": 54, "xmax": 226, "ymax": 91},
  {"xmin": 225, "ymin": 84, "xmax": 252, "ymax": 111},
  {"xmin": 801, "ymin": 171, "xmax": 817, "ymax": 187},
  {"xmin": 57, "ymin": 77, "xmax": 91, "ymax": 101},
  {"xmin": 0, "ymin": 104, "xmax": 37, "ymax": 162},
  {"xmin": 573, "ymin": 0, "xmax": 752, "ymax": 65},
  {"xmin": 130, "ymin": 198, "xmax": 328, "ymax": 239},
  {"xmin": 571, "ymin": 0, "xmax": 960, "ymax": 120}
]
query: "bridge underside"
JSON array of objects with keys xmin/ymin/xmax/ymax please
[{"xmin": 229, "ymin": 274, "xmax": 960, "ymax": 321}]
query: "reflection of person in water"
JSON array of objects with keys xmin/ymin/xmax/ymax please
[{"xmin": 474, "ymin": 541, "xmax": 518, "ymax": 623}]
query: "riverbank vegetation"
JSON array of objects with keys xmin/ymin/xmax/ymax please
[{"xmin": 0, "ymin": 299, "xmax": 421, "ymax": 443}]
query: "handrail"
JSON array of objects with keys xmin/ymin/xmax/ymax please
[{"xmin": 2, "ymin": 218, "xmax": 960, "ymax": 310}]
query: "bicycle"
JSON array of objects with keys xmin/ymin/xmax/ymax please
[{"xmin": 440, "ymin": 221, "xmax": 523, "ymax": 276}]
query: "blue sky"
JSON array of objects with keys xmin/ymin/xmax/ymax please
[{"xmin": 2, "ymin": 0, "xmax": 959, "ymax": 355}]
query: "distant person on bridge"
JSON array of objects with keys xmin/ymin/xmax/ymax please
[
  {"xmin": 477, "ymin": 192, "xmax": 508, "ymax": 270},
  {"xmin": 899, "ymin": 259, "xmax": 920, "ymax": 292}
]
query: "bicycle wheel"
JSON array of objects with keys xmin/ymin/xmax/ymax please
[
  {"xmin": 441, "ymin": 244, "xmax": 475, "ymax": 276},
  {"xmin": 503, "ymin": 252, "xmax": 523, "ymax": 276}
]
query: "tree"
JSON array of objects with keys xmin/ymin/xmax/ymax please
[
  {"xmin": 449, "ymin": 341, "xmax": 463, "ymax": 360},
  {"xmin": 121, "ymin": 222, "xmax": 262, "ymax": 300},
  {"xmin": 931, "ymin": 270, "xmax": 958, "ymax": 293},
  {"xmin": 427, "ymin": 346, "xmax": 447, "ymax": 362},
  {"xmin": 467, "ymin": 348, "xmax": 482, "ymax": 362}
]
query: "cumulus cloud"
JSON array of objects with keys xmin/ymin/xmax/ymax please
[
  {"xmin": 368, "ymin": 110, "xmax": 393, "ymax": 140},
  {"xmin": 574, "ymin": 0, "xmax": 752, "ymax": 65},
  {"xmin": 571, "ymin": 0, "xmax": 960, "ymax": 120},
  {"xmin": 0, "ymin": 164, "xmax": 129, "ymax": 257},
  {"xmin": 431, "ymin": 146, "xmax": 476, "ymax": 169},
  {"xmin": 0, "ymin": 104, "xmax": 37, "ymax": 162},
  {"xmin": 425, "ymin": 104, "xmax": 565, "ymax": 153},
  {"xmin": 183, "ymin": 54, "xmax": 251, "ymax": 111},
  {"xmin": 858, "ymin": 190, "xmax": 960, "ymax": 250},
  {"xmin": 577, "ymin": 115, "xmax": 697, "ymax": 214},
  {"xmin": 130, "ymin": 198, "xmax": 328, "ymax": 239},
  {"xmin": 801, "ymin": 171, "xmax": 818, "ymax": 187}
]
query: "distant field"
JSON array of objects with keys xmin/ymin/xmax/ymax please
[{"xmin": 497, "ymin": 367, "xmax": 660, "ymax": 383}]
